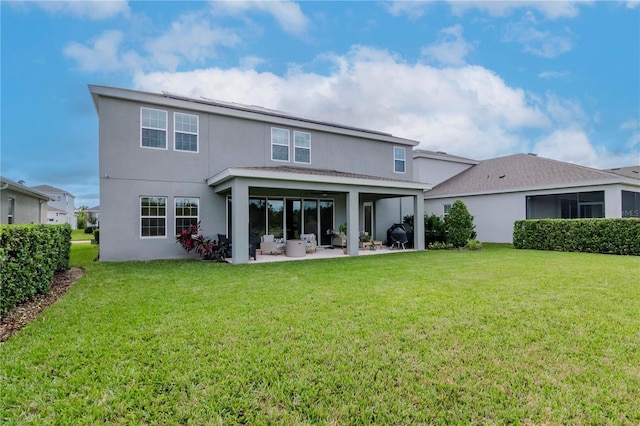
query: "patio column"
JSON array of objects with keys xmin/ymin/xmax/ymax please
[
  {"xmin": 346, "ymin": 190, "xmax": 359, "ymax": 256},
  {"xmin": 413, "ymin": 193, "xmax": 425, "ymax": 250},
  {"xmin": 231, "ymin": 178, "xmax": 249, "ymax": 264}
]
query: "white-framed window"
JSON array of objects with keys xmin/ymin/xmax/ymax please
[
  {"xmin": 271, "ymin": 127, "xmax": 290, "ymax": 162},
  {"xmin": 444, "ymin": 204, "xmax": 452, "ymax": 215},
  {"xmin": 174, "ymin": 112, "xmax": 199, "ymax": 152},
  {"xmin": 140, "ymin": 196, "xmax": 167, "ymax": 238},
  {"xmin": 394, "ymin": 146, "xmax": 406, "ymax": 173},
  {"xmin": 175, "ymin": 197, "xmax": 199, "ymax": 235},
  {"xmin": 141, "ymin": 108, "xmax": 167, "ymax": 149},
  {"xmin": 7, "ymin": 197, "xmax": 14, "ymax": 224},
  {"xmin": 294, "ymin": 131, "xmax": 311, "ymax": 164}
]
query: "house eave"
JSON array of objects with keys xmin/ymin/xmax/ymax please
[
  {"xmin": 424, "ymin": 178, "xmax": 640, "ymax": 199},
  {"xmin": 208, "ymin": 168, "xmax": 431, "ymax": 191}
]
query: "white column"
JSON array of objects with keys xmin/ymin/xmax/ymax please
[
  {"xmin": 413, "ymin": 192, "xmax": 425, "ymax": 250},
  {"xmin": 346, "ymin": 190, "xmax": 359, "ymax": 256},
  {"xmin": 231, "ymin": 179, "xmax": 249, "ymax": 264}
]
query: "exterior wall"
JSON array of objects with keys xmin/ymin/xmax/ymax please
[
  {"xmin": 0, "ymin": 189, "xmax": 47, "ymax": 225},
  {"xmin": 414, "ymin": 157, "xmax": 473, "ymax": 186},
  {"xmin": 96, "ymin": 92, "xmax": 419, "ymax": 261},
  {"xmin": 98, "ymin": 97, "xmax": 413, "ymax": 184},
  {"xmin": 424, "ymin": 184, "xmax": 637, "ymax": 243}
]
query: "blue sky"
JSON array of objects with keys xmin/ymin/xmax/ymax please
[{"xmin": 2, "ymin": 1, "xmax": 639, "ymax": 208}]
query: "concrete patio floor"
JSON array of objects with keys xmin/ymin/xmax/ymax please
[{"xmin": 235, "ymin": 245, "xmax": 415, "ymax": 264}]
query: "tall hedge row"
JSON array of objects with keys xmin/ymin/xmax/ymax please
[
  {"xmin": 513, "ymin": 218, "xmax": 640, "ymax": 256},
  {"xmin": 0, "ymin": 224, "xmax": 72, "ymax": 316}
]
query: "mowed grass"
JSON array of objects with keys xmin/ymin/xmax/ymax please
[
  {"xmin": 1, "ymin": 245, "xmax": 639, "ymax": 424},
  {"xmin": 71, "ymin": 229, "xmax": 93, "ymax": 241}
]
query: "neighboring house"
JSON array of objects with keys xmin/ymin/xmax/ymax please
[
  {"xmin": 0, "ymin": 176, "xmax": 51, "ymax": 225},
  {"xmin": 90, "ymin": 85, "xmax": 429, "ymax": 263},
  {"xmin": 31, "ymin": 185, "xmax": 78, "ymax": 229},
  {"xmin": 422, "ymin": 154, "xmax": 640, "ymax": 243},
  {"xmin": 85, "ymin": 205, "xmax": 100, "ymax": 228}
]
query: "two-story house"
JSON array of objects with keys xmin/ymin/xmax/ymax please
[
  {"xmin": 90, "ymin": 85, "xmax": 429, "ymax": 263},
  {"xmin": 31, "ymin": 185, "xmax": 78, "ymax": 229}
]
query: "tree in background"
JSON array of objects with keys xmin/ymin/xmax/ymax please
[
  {"xmin": 76, "ymin": 205, "xmax": 88, "ymax": 229},
  {"xmin": 444, "ymin": 200, "xmax": 475, "ymax": 248}
]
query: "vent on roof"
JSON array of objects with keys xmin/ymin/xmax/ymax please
[
  {"xmin": 499, "ymin": 174, "xmax": 506, "ymax": 179},
  {"xmin": 436, "ymin": 151, "xmax": 447, "ymax": 154},
  {"xmin": 527, "ymin": 153, "xmax": 537, "ymax": 156},
  {"xmin": 633, "ymin": 171, "xmax": 639, "ymax": 174}
]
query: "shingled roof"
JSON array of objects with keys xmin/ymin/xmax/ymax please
[{"xmin": 425, "ymin": 153, "xmax": 639, "ymax": 198}]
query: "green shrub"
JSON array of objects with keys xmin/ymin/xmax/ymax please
[
  {"xmin": 465, "ymin": 238, "xmax": 483, "ymax": 250},
  {"xmin": 427, "ymin": 241, "xmax": 454, "ymax": 250},
  {"xmin": 0, "ymin": 224, "xmax": 71, "ymax": 316},
  {"xmin": 445, "ymin": 200, "xmax": 476, "ymax": 248},
  {"xmin": 513, "ymin": 218, "xmax": 640, "ymax": 255},
  {"xmin": 93, "ymin": 228, "xmax": 100, "ymax": 244},
  {"xmin": 425, "ymin": 213, "xmax": 447, "ymax": 245}
]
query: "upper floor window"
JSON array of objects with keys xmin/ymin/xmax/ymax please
[
  {"xmin": 141, "ymin": 108, "xmax": 167, "ymax": 149},
  {"xmin": 140, "ymin": 196, "xmax": 166, "ymax": 238},
  {"xmin": 271, "ymin": 127, "xmax": 290, "ymax": 162},
  {"xmin": 394, "ymin": 146, "xmax": 406, "ymax": 173},
  {"xmin": 175, "ymin": 197, "xmax": 199, "ymax": 234},
  {"xmin": 444, "ymin": 204, "xmax": 452, "ymax": 215},
  {"xmin": 294, "ymin": 131, "xmax": 311, "ymax": 164},
  {"xmin": 174, "ymin": 113, "xmax": 199, "ymax": 152}
]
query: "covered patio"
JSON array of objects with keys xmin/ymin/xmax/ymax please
[
  {"xmin": 233, "ymin": 244, "xmax": 415, "ymax": 264},
  {"xmin": 207, "ymin": 166, "xmax": 428, "ymax": 264}
]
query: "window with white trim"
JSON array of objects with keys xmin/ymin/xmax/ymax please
[
  {"xmin": 175, "ymin": 197, "xmax": 199, "ymax": 234},
  {"xmin": 174, "ymin": 112, "xmax": 198, "ymax": 152},
  {"xmin": 294, "ymin": 131, "xmax": 311, "ymax": 164},
  {"xmin": 271, "ymin": 127, "xmax": 290, "ymax": 161},
  {"xmin": 141, "ymin": 108, "xmax": 167, "ymax": 149},
  {"xmin": 7, "ymin": 197, "xmax": 15, "ymax": 224},
  {"xmin": 394, "ymin": 146, "xmax": 406, "ymax": 173},
  {"xmin": 140, "ymin": 196, "xmax": 167, "ymax": 238},
  {"xmin": 444, "ymin": 204, "xmax": 452, "ymax": 215}
]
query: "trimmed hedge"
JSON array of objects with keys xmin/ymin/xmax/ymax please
[
  {"xmin": 513, "ymin": 218, "xmax": 640, "ymax": 256},
  {"xmin": 0, "ymin": 224, "xmax": 72, "ymax": 317}
]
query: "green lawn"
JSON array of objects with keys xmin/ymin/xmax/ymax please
[
  {"xmin": 71, "ymin": 229, "xmax": 93, "ymax": 241},
  {"xmin": 1, "ymin": 245, "xmax": 639, "ymax": 424}
]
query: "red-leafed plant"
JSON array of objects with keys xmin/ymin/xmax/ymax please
[{"xmin": 176, "ymin": 222, "xmax": 227, "ymax": 262}]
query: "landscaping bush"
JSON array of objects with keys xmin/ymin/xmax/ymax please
[
  {"xmin": 0, "ymin": 224, "xmax": 71, "ymax": 316},
  {"xmin": 513, "ymin": 218, "xmax": 640, "ymax": 255},
  {"xmin": 445, "ymin": 200, "xmax": 476, "ymax": 248},
  {"xmin": 93, "ymin": 228, "xmax": 100, "ymax": 244},
  {"xmin": 425, "ymin": 213, "xmax": 447, "ymax": 245}
]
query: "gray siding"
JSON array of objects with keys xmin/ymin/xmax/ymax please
[{"xmin": 1, "ymin": 190, "xmax": 47, "ymax": 225}]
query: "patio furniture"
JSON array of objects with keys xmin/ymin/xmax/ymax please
[
  {"xmin": 331, "ymin": 232, "xmax": 347, "ymax": 248},
  {"xmin": 260, "ymin": 234, "xmax": 278, "ymax": 254},
  {"xmin": 285, "ymin": 240, "xmax": 306, "ymax": 257},
  {"xmin": 300, "ymin": 233, "xmax": 317, "ymax": 253}
]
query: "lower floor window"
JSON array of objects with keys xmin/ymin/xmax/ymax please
[
  {"xmin": 175, "ymin": 197, "xmax": 199, "ymax": 234},
  {"xmin": 141, "ymin": 196, "xmax": 166, "ymax": 237}
]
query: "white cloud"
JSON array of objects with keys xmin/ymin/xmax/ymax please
[
  {"xmin": 33, "ymin": 0, "xmax": 130, "ymax": 20},
  {"xmin": 421, "ymin": 24, "xmax": 475, "ymax": 66},
  {"xmin": 133, "ymin": 45, "xmax": 552, "ymax": 160},
  {"xmin": 448, "ymin": 1, "xmax": 592, "ymax": 19},
  {"xmin": 209, "ymin": 0, "xmax": 310, "ymax": 36},
  {"xmin": 533, "ymin": 128, "xmax": 639, "ymax": 168},
  {"xmin": 503, "ymin": 13, "xmax": 574, "ymax": 58},
  {"xmin": 64, "ymin": 13, "xmax": 240, "ymax": 73},
  {"xmin": 382, "ymin": 1, "xmax": 431, "ymax": 19},
  {"xmin": 63, "ymin": 30, "xmax": 140, "ymax": 72},
  {"xmin": 621, "ymin": 119, "xmax": 640, "ymax": 151},
  {"xmin": 626, "ymin": 1, "xmax": 640, "ymax": 9},
  {"xmin": 144, "ymin": 13, "xmax": 241, "ymax": 71}
]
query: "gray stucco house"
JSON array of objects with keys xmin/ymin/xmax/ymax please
[
  {"xmin": 0, "ymin": 176, "xmax": 51, "ymax": 225},
  {"xmin": 90, "ymin": 85, "xmax": 429, "ymax": 263},
  {"xmin": 31, "ymin": 184, "xmax": 78, "ymax": 229},
  {"xmin": 414, "ymin": 152, "xmax": 640, "ymax": 243}
]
